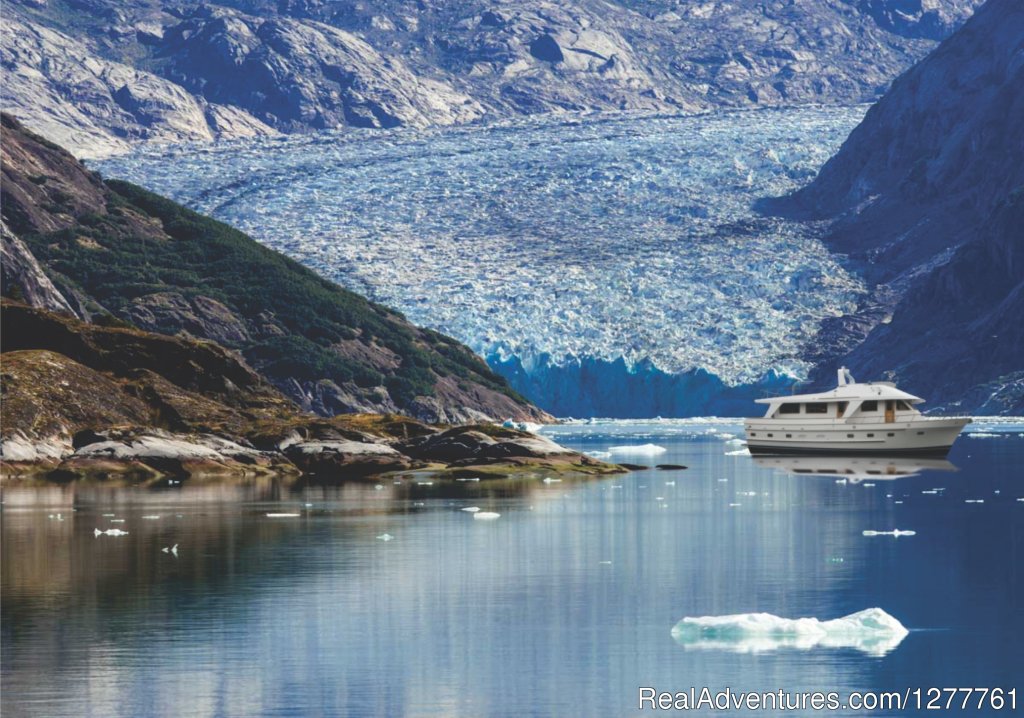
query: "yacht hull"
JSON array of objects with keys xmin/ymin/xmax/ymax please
[{"xmin": 743, "ymin": 417, "xmax": 970, "ymax": 456}]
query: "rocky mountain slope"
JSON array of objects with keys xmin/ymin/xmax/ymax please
[
  {"xmin": 3, "ymin": 0, "xmax": 982, "ymax": 157},
  {"xmin": 1, "ymin": 114, "xmax": 550, "ymax": 423},
  {"xmin": 771, "ymin": 0, "xmax": 1024, "ymax": 412}
]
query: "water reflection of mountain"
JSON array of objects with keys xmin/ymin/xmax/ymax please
[{"xmin": 753, "ymin": 454, "xmax": 958, "ymax": 482}]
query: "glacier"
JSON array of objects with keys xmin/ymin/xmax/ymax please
[{"xmin": 93, "ymin": 106, "xmax": 866, "ymax": 416}]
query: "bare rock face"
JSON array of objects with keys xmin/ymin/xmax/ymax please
[
  {"xmin": 1, "ymin": 16, "xmax": 277, "ymax": 157},
  {"xmin": 1, "ymin": 223, "xmax": 75, "ymax": 316},
  {"xmin": 125, "ymin": 292, "xmax": 251, "ymax": 346},
  {"xmin": 156, "ymin": 7, "xmax": 485, "ymax": 131}
]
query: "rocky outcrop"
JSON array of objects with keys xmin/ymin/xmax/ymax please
[
  {"xmin": 0, "ymin": 115, "xmax": 551, "ymax": 423},
  {"xmin": 771, "ymin": 0, "xmax": 1024, "ymax": 410},
  {"xmin": 3, "ymin": 0, "xmax": 983, "ymax": 156}
]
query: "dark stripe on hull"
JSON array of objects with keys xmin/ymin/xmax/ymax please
[{"xmin": 747, "ymin": 444, "xmax": 953, "ymax": 458}]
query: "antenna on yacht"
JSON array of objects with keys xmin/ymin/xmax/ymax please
[{"xmin": 837, "ymin": 366, "xmax": 855, "ymax": 386}]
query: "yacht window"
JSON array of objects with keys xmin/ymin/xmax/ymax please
[
  {"xmin": 836, "ymin": 402, "xmax": 848, "ymax": 417},
  {"xmin": 896, "ymin": 400, "xmax": 912, "ymax": 410},
  {"xmin": 778, "ymin": 403, "xmax": 800, "ymax": 414},
  {"xmin": 861, "ymin": 400, "xmax": 878, "ymax": 412},
  {"xmin": 805, "ymin": 403, "xmax": 828, "ymax": 414}
]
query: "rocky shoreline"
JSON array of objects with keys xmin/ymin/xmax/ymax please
[{"xmin": 1, "ymin": 416, "xmax": 625, "ymax": 485}]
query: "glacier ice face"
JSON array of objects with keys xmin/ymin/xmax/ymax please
[
  {"xmin": 671, "ymin": 607, "xmax": 909, "ymax": 656},
  {"xmin": 94, "ymin": 107, "xmax": 866, "ymax": 414}
]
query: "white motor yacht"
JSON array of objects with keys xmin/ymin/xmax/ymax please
[{"xmin": 744, "ymin": 367, "xmax": 970, "ymax": 456}]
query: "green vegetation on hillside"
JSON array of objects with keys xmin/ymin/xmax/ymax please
[{"xmin": 18, "ymin": 178, "xmax": 522, "ymax": 406}]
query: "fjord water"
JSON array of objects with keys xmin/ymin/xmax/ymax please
[{"xmin": 3, "ymin": 422, "xmax": 1022, "ymax": 717}]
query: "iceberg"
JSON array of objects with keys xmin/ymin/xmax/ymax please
[
  {"xmin": 671, "ymin": 608, "xmax": 909, "ymax": 656},
  {"xmin": 608, "ymin": 444, "xmax": 666, "ymax": 456}
]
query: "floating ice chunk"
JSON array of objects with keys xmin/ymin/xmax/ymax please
[
  {"xmin": 728, "ymin": 503, "xmax": 741, "ymax": 507},
  {"xmin": 110, "ymin": 519, "xmax": 126, "ymax": 523},
  {"xmin": 474, "ymin": 512, "xmax": 501, "ymax": 520},
  {"xmin": 102, "ymin": 513, "xmax": 115, "ymax": 517},
  {"xmin": 586, "ymin": 451, "xmax": 612, "ymax": 460},
  {"xmin": 599, "ymin": 560, "xmax": 612, "ymax": 565},
  {"xmin": 671, "ymin": 608, "xmax": 909, "ymax": 656},
  {"xmin": 724, "ymin": 438, "xmax": 746, "ymax": 446},
  {"xmin": 542, "ymin": 477, "xmax": 562, "ymax": 484},
  {"xmin": 376, "ymin": 534, "xmax": 395, "ymax": 541},
  {"xmin": 835, "ymin": 478, "xmax": 847, "ymax": 485},
  {"xmin": 964, "ymin": 499, "xmax": 985, "ymax": 504},
  {"xmin": 461, "ymin": 507, "xmax": 481, "ymax": 513},
  {"xmin": 501, "ymin": 419, "xmax": 544, "ymax": 433},
  {"xmin": 94, "ymin": 528, "xmax": 129, "ymax": 537},
  {"xmin": 456, "ymin": 477, "xmax": 480, "ymax": 482},
  {"xmin": 967, "ymin": 433, "xmax": 1000, "ymax": 438},
  {"xmin": 142, "ymin": 515, "xmax": 161, "ymax": 520},
  {"xmin": 266, "ymin": 512, "xmax": 300, "ymax": 517},
  {"xmin": 862, "ymin": 483, "xmax": 876, "ymax": 488},
  {"xmin": 862, "ymin": 529, "xmax": 916, "ymax": 537},
  {"xmin": 48, "ymin": 513, "xmax": 64, "ymax": 521},
  {"xmin": 717, "ymin": 478, "xmax": 729, "ymax": 483},
  {"xmin": 608, "ymin": 444, "xmax": 666, "ymax": 456},
  {"xmin": 161, "ymin": 543, "xmax": 179, "ymax": 556},
  {"xmin": 921, "ymin": 490, "xmax": 938, "ymax": 495},
  {"xmin": 725, "ymin": 448, "xmax": 750, "ymax": 456},
  {"xmin": 416, "ymin": 481, "xmax": 434, "ymax": 486}
]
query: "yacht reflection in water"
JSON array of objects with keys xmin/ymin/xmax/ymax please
[{"xmin": 752, "ymin": 453, "xmax": 957, "ymax": 482}]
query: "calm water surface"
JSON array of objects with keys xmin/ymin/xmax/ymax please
[{"xmin": 3, "ymin": 421, "xmax": 1022, "ymax": 717}]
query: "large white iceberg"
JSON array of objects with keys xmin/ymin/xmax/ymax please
[{"xmin": 670, "ymin": 607, "xmax": 909, "ymax": 656}]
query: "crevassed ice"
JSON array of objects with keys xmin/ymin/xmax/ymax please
[
  {"xmin": 671, "ymin": 607, "xmax": 909, "ymax": 656},
  {"xmin": 94, "ymin": 106, "xmax": 867, "ymax": 385}
]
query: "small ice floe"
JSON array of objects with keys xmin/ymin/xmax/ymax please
[
  {"xmin": 718, "ymin": 433, "xmax": 736, "ymax": 440},
  {"xmin": 102, "ymin": 513, "xmax": 115, "ymax": 517},
  {"xmin": 461, "ymin": 506, "xmax": 481, "ymax": 513},
  {"xmin": 416, "ymin": 481, "xmax": 434, "ymax": 486},
  {"xmin": 894, "ymin": 500, "xmax": 904, "ymax": 505},
  {"xmin": 964, "ymin": 499, "xmax": 985, "ymax": 504},
  {"xmin": 724, "ymin": 448, "xmax": 751, "ymax": 456},
  {"xmin": 266, "ymin": 512, "xmax": 301, "ymax": 517},
  {"xmin": 828, "ymin": 557, "xmax": 845, "ymax": 564},
  {"xmin": 542, "ymin": 477, "xmax": 562, "ymax": 484},
  {"xmin": 304, "ymin": 503, "xmax": 313, "ymax": 507},
  {"xmin": 473, "ymin": 511, "xmax": 501, "ymax": 520},
  {"xmin": 717, "ymin": 478, "xmax": 729, "ymax": 483},
  {"xmin": 599, "ymin": 560, "xmax": 613, "ymax": 565},
  {"xmin": 161, "ymin": 544, "xmax": 178, "ymax": 556},
  {"xmin": 665, "ymin": 480, "xmax": 676, "ymax": 486},
  {"xmin": 739, "ymin": 491, "xmax": 757, "ymax": 497},
  {"xmin": 48, "ymin": 513, "xmax": 64, "ymax": 521},
  {"xmin": 141, "ymin": 515, "xmax": 161, "ymax": 520},
  {"xmin": 862, "ymin": 483, "xmax": 876, "ymax": 488},
  {"xmin": 835, "ymin": 478, "xmax": 847, "ymax": 485},
  {"xmin": 921, "ymin": 490, "xmax": 939, "ymax": 495},
  {"xmin": 967, "ymin": 432, "xmax": 1001, "ymax": 438},
  {"xmin": 607, "ymin": 444, "xmax": 666, "ymax": 456},
  {"xmin": 373, "ymin": 485, "xmax": 384, "ymax": 491},
  {"xmin": 862, "ymin": 529, "xmax": 916, "ymax": 537},
  {"xmin": 94, "ymin": 528, "xmax": 129, "ymax": 537},
  {"xmin": 376, "ymin": 534, "xmax": 395, "ymax": 541},
  {"xmin": 456, "ymin": 477, "xmax": 480, "ymax": 482},
  {"xmin": 724, "ymin": 438, "xmax": 746, "ymax": 446},
  {"xmin": 586, "ymin": 451, "xmax": 612, "ymax": 460},
  {"xmin": 1017, "ymin": 498, "xmax": 1024, "ymax": 503},
  {"xmin": 728, "ymin": 503, "xmax": 741, "ymax": 507},
  {"xmin": 412, "ymin": 501, "xmax": 425, "ymax": 507},
  {"xmin": 671, "ymin": 607, "xmax": 909, "ymax": 656},
  {"xmin": 110, "ymin": 519, "xmax": 126, "ymax": 523}
]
